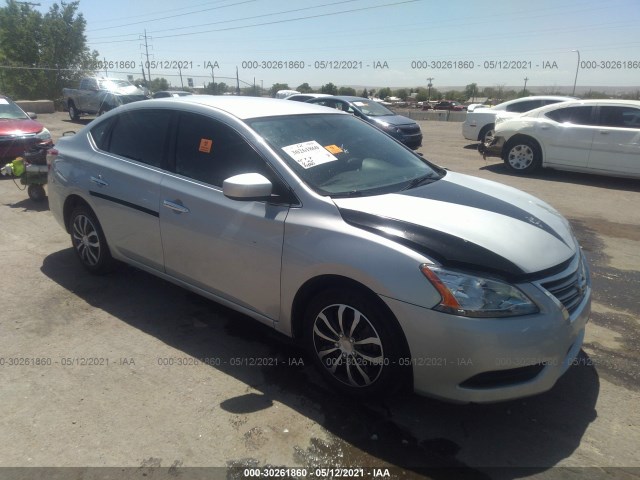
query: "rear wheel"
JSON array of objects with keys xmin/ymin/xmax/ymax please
[
  {"xmin": 479, "ymin": 123, "xmax": 495, "ymax": 146},
  {"xmin": 69, "ymin": 206, "xmax": 114, "ymax": 274},
  {"xmin": 304, "ymin": 288, "xmax": 408, "ymax": 397},
  {"xmin": 27, "ymin": 184, "xmax": 46, "ymax": 202},
  {"xmin": 503, "ymin": 138, "xmax": 542, "ymax": 174}
]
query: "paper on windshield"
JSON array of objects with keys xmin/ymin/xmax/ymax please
[
  {"xmin": 0, "ymin": 99, "xmax": 9, "ymax": 104},
  {"xmin": 282, "ymin": 140, "xmax": 338, "ymax": 169}
]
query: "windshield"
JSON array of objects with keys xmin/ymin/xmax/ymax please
[
  {"xmin": 98, "ymin": 79, "xmax": 133, "ymax": 91},
  {"xmin": 0, "ymin": 98, "xmax": 29, "ymax": 120},
  {"xmin": 350, "ymin": 100, "xmax": 395, "ymax": 117},
  {"xmin": 248, "ymin": 114, "xmax": 442, "ymax": 197}
]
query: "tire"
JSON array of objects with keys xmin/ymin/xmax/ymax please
[
  {"xmin": 69, "ymin": 206, "xmax": 114, "ymax": 274},
  {"xmin": 304, "ymin": 288, "xmax": 408, "ymax": 397},
  {"xmin": 479, "ymin": 123, "xmax": 495, "ymax": 146},
  {"xmin": 68, "ymin": 101, "xmax": 80, "ymax": 121},
  {"xmin": 97, "ymin": 104, "xmax": 111, "ymax": 116},
  {"xmin": 27, "ymin": 184, "xmax": 46, "ymax": 202},
  {"xmin": 503, "ymin": 137, "xmax": 542, "ymax": 174}
]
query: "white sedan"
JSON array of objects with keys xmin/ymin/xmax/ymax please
[
  {"xmin": 462, "ymin": 95, "xmax": 575, "ymax": 144},
  {"xmin": 480, "ymin": 99, "xmax": 640, "ymax": 179}
]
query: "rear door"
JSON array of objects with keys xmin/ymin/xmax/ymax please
[
  {"xmin": 85, "ymin": 109, "xmax": 171, "ymax": 270},
  {"xmin": 159, "ymin": 112, "xmax": 291, "ymax": 322},
  {"xmin": 538, "ymin": 105, "xmax": 596, "ymax": 168},
  {"xmin": 587, "ymin": 104, "xmax": 640, "ymax": 176}
]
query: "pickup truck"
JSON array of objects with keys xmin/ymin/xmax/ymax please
[{"xmin": 63, "ymin": 77, "xmax": 148, "ymax": 121}]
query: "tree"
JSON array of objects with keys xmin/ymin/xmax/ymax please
[
  {"xmin": 338, "ymin": 86, "xmax": 356, "ymax": 96},
  {"xmin": 0, "ymin": 1, "xmax": 98, "ymax": 100},
  {"xmin": 394, "ymin": 88, "xmax": 409, "ymax": 100},
  {"xmin": 464, "ymin": 83, "xmax": 478, "ymax": 101},
  {"xmin": 296, "ymin": 82, "xmax": 313, "ymax": 93},
  {"xmin": 320, "ymin": 82, "xmax": 338, "ymax": 95},
  {"xmin": 377, "ymin": 87, "xmax": 392, "ymax": 99},
  {"xmin": 361, "ymin": 88, "xmax": 369, "ymax": 98}
]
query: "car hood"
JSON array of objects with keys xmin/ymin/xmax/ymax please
[
  {"xmin": 108, "ymin": 85, "xmax": 146, "ymax": 96},
  {"xmin": 333, "ymin": 171, "xmax": 577, "ymax": 279},
  {"xmin": 370, "ymin": 115, "xmax": 416, "ymax": 127},
  {"xmin": 0, "ymin": 118, "xmax": 43, "ymax": 136}
]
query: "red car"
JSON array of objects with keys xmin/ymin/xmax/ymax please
[
  {"xmin": 433, "ymin": 100, "xmax": 466, "ymax": 111},
  {"xmin": 0, "ymin": 95, "xmax": 53, "ymax": 161}
]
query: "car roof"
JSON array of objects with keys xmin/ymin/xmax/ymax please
[
  {"xmin": 138, "ymin": 95, "xmax": 343, "ymax": 119},
  {"xmin": 532, "ymin": 98, "xmax": 640, "ymax": 111},
  {"xmin": 324, "ymin": 96, "xmax": 372, "ymax": 103},
  {"xmin": 496, "ymin": 95, "xmax": 577, "ymax": 107}
]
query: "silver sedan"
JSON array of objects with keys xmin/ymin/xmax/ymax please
[{"xmin": 48, "ymin": 96, "xmax": 590, "ymax": 402}]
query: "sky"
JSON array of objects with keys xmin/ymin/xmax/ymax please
[{"xmin": 35, "ymin": 0, "xmax": 640, "ymax": 92}]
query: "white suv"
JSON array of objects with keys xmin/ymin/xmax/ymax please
[{"xmin": 462, "ymin": 96, "xmax": 575, "ymax": 144}]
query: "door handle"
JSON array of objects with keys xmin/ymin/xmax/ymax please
[
  {"xmin": 163, "ymin": 200, "xmax": 190, "ymax": 214},
  {"xmin": 599, "ymin": 130, "xmax": 610, "ymax": 135},
  {"xmin": 90, "ymin": 176, "xmax": 108, "ymax": 187}
]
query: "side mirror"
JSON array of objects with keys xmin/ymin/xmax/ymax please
[
  {"xmin": 27, "ymin": 112, "xmax": 38, "ymax": 119},
  {"xmin": 223, "ymin": 173, "xmax": 272, "ymax": 200}
]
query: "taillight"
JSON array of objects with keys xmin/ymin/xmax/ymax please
[{"xmin": 46, "ymin": 148, "xmax": 58, "ymax": 168}]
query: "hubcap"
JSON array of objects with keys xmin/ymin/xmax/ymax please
[
  {"xmin": 508, "ymin": 144, "xmax": 534, "ymax": 170},
  {"xmin": 312, "ymin": 304, "xmax": 384, "ymax": 388},
  {"xmin": 72, "ymin": 214, "xmax": 101, "ymax": 266}
]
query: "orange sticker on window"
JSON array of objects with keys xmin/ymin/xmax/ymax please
[
  {"xmin": 199, "ymin": 138, "xmax": 213, "ymax": 153},
  {"xmin": 324, "ymin": 144, "xmax": 343, "ymax": 154}
]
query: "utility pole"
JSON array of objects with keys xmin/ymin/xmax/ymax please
[
  {"xmin": 210, "ymin": 65, "xmax": 215, "ymax": 93},
  {"xmin": 523, "ymin": 77, "xmax": 529, "ymax": 96},
  {"xmin": 140, "ymin": 30, "xmax": 153, "ymax": 87},
  {"xmin": 427, "ymin": 77, "xmax": 434, "ymax": 102}
]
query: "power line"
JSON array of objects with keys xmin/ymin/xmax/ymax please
[
  {"xmin": 88, "ymin": 0, "xmax": 422, "ymax": 45},
  {"xmin": 87, "ymin": 0, "xmax": 258, "ymax": 32}
]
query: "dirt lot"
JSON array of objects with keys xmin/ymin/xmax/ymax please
[{"xmin": 1, "ymin": 112, "xmax": 639, "ymax": 479}]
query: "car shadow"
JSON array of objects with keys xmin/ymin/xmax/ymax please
[
  {"xmin": 463, "ymin": 143, "xmax": 481, "ymax": 150},
  {"xmin": 40, "ymin": 249, "xmax": 600, "ymax": 477},
  {"xmin": 62, "ymin": 118, "xmax": 93, "ymax": 127},
  {"xmin": 480, "ymin": 162, "xmax": 640, "ymax": 193},
  {"xmin": 4, "ymin": 195, "xmax": 49, "ymax": 212}
]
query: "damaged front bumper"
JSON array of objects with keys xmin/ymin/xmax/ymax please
[{"xmin": 478, "ymin": 136, "xmax": 506, "ymax": 159}]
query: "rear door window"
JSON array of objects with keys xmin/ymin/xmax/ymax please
[
  {"xmin": 106, "ymin": 109, "xmax": 173, "ymax": 168},
  {"xmin": 545, "ymin": 106, "xmax": 595, "ymax": 125}
]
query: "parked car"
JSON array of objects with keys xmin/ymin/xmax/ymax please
[
  {"xmin": 0, "ymin": 95, "xmax": 53, "ymax": 161},
  {"xmin": 433, "ymin": 101, "xmax": 466, "ymax": 111},
  {"xmin": 152, "ymin": 91, "xmax": 193, "ymax": 98},
  {"xmin": 284, "ymin": 93, "xmax": 332, "ymax": 102},
  {"xmin": 480, "ymin": 99, "xmax": 640, "ymax": 178},
  {"xmin": 63, "ymin": 77, "xmax": 149, "ymax": 120},
  {"xmin": 306, "ymin": 95, "xmax": 423, "ymax": 149},
  {"xmin": 275, "ymin": 89, "xmax": 300, "ymax": 99},
  {"xmin": 463, "ymin": 96, "xmax": 575, "ymax": 145},
  {"xmin": 48, "ymin": 96, "xmax": 590, "ymax": 403}
]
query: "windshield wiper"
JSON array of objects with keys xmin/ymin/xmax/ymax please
[
  {"xmin": 330, "ymin": 190, "xmax": 364, "ymax": 198},
  {"xmin": 401, "ymin": 174, "xmax": 437, "ymax": 191}
]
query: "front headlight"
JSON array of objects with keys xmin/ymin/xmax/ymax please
[
  {"xmin": 376, "ymin": 121, "xmax": 401, "ymax": 134},
  {"xmin": 420, "ymin": 264, "xmax": 539, "ymax": 317},
  {"xmin": 35, "ymin": 128, "xmax": 51, "ymax": 141}
]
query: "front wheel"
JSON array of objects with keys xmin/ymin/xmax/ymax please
[
  {"xmin": 68, "ymin": 101, "xmax": 80, "ymax": 121},
  {"xmin": 503, "ymin": 138, "xmax": 542, "ymax": 174},
  {"xmin": 304, "ymin": 289, "xmax": 408, "ymax": 397},
  {"xmin": 69, "ymin": 206, "xmax": 114, "ymax": 274}
]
